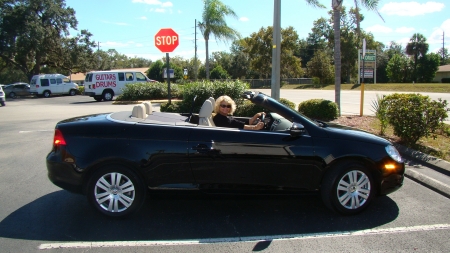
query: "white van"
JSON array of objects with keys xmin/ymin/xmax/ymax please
[
  {"xmin": 84, "ymin": 70, "xmax": 155, "ymax": 101},
  {"xmin": 29, "ymin": 74, "xmax": 79, "ymax": 98}
]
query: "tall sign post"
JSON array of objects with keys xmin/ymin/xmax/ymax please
[
  {"xmin": 358, "ymin": 46, "xmax": 377, "ymax": 116},
  {"xmin": 360, "ymin": 39, "xmax": 366, "ymax": 116},
  {"xmin": 155, "ymin": 28, "xmax": 179, "ymax": 104}
]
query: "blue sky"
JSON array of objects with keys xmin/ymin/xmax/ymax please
[{"xmin": 65, "ymin": 0, "xmax": 449, "ymax": 62}]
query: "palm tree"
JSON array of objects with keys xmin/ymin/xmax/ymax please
[
  {"xmin": 198, "ymin": 0, "xmax": 240, "ymax": 80},
  {"xmin": 331, "ymin": 0, "xmax": 384, "ymax": 115},
  {"xmin": 406, "ymin": 33, "xmax": 429, "ymax": 82}
]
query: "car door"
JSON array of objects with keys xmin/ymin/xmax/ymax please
[{"xmin": 188, "ymin": 126, "xmax": 321, "ymax": 190}]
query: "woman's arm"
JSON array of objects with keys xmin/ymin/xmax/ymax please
[{"xmin": 249, "ymin": 112, "xmax": 265, "ymax": 125}]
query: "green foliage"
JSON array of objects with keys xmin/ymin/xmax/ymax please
[
  {"xmin": 161, "ymin": 80, "xmax": 250, "ymax": 113},
  {"xmin": 78, "ymin": 85, "xmax": 85, "ymax": 95},
  {"xmin": 234, "ymin": 100, "xmax": 264, "ymax": 117},
  {"xmin": 210, "ymin": 65, "xmax": 230, "ymax": 79},
  {"xmin": 383, "ymin": 93, "xmax": 449, "ymax": 144},
  {"xmin": 307, "ymin": 50, "xmax": 334, "ymax": 86},
  {"xmin": 370, "ymin": 94, "xmax": 389, "ymax": 135},
  {"xmin": 279, "ymin": 98, "xmax": 296, "ymax": 109},
  {"xmin": 297, "ymin": 99, "xmax": 339, "ymax": 121},
  {"xmin": 116, "ymin": 82, "xmax": 179, "ymax": 101},
  {"xmin": 417, "ymin": 53, "xmax": 440, "ymax": 82}
]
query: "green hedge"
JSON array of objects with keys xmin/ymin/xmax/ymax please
[
  {"xmin": 297, "ymin": 99, "xmax": 339, "ymax": 121},
  {"xmin": 116, "ymin": 82, "xmax": 179, "ymax": 101},
  {"xmin": 382, "ymin": 93, "xmax": 449, "ymax": 144},
  {"xmin": 161, "ymin": 80, "xmax": 250, "ymax": 114}
]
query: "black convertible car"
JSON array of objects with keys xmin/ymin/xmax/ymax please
[{"xmin": 47, "ymin": 91, "xmax": 404, "ymax": 217}]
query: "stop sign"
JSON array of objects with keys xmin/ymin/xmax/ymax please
[{"xmin": 154, "ymin": 28, "xmax": 179, "ymax": 53}]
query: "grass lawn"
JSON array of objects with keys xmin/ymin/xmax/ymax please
[{"xmin": 281, "ymin": 83, "xmax": 450, "ymax": 93}]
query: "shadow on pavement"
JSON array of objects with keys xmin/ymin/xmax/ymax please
[{"xmin": 0, "ymin": 190, "xmax": 399, "ymax": 242}]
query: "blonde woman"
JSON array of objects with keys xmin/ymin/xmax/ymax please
[{"xmin": 213, "ymin": 95, "xmax": 265, "ymax": 130}]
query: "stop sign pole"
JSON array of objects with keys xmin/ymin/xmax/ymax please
[{"xmin": 155, "ymin": 28, "xmax": 179, "ymax": 104}]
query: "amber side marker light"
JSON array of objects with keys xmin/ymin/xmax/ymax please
[
  {"xmin": 384, "ymin": 164, "xmax": 396, "ymax": 170},
  {"xmin": 54, "ymin": 129, "xmax": 66, "ymax": 146}
]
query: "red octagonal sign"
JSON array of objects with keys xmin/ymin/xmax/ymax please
[{"xmin": 154, "ymin": 28, "xmax": 179, "ymax": 53}]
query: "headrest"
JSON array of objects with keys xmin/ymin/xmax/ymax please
[
  {"xmin": 142, "ymin": 101, "xmax": 153, "ymax": 115},
  {"xmin": 199, "ymin": 100, "xmax": 213, "ymax": 117},
  {"xmin": 131, "ymin": 104, "xmax": 146, "ymax": 119}
]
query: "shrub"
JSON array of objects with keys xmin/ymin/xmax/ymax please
[
  {"xmin": 280, "ymin": 98, "xmax": 296, "ymax": 110},
  {"xmin": 78, "ymin": 85, "xmax": 84, "ymax": 95},
  {"xmin": 442, "ymin": 78, "xmax": 450, "ymax": 83},
  {"xmin": 383, "ymin": 93, "xmax": 449, "ymax": 144},
  {"xmin": 297, "ymin": 99, "xmax": 339, "ymax": 121},
  {"xmin": 161, "ymin": 80, "xmax": 250, "ymax": 113},
  {"xmin": 371, "ymin": 94, "xmax": 389, "ymax": 135},
  {"xmin": 116, "ymin": 82, "xmax": 179, "ymax": 101},
  {"xmin": 234, "ymin": 100, "xmax": 264, "ymax": 117}
]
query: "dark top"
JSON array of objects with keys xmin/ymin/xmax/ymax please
[{"xmin": 213, "ymin": 113, "xmax": 245, "ymax": 129}]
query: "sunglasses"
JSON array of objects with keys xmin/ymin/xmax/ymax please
[{"xmin": 220, "ymin": 104, "xmax": 231, "ymax": 108}]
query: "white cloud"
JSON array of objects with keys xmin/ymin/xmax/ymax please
[
  {"xmin": 138, "ymin": 16, "xmax": 147, "ymax": 20},
  {"xmin": 240, "ymin": 17, "xmax": 249, "ymax": 22},
  {"xmin": 380, "ymin": 1, "xmax": 445, "ymax": 16},
  {"xmin": 132, "ymin": 0, "xmax": 173, "ymax": 13},
  {"xmin": 429, "ymin": 19, "xmax": 450, "ymax": 46},
  {"xmin": 366, "ymin": 24, "xmax": 393, "ymax": 33},
  {"xmin": 395, "ymin": 27, "xmax": 415, "ymax": 33}
]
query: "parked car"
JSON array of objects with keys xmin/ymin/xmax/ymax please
[
  {"xmin": 2, "ymin": 82, "xmax": 31, "ymax": 98},
  {"xmin": 46, "ymin": 91, "xmax": 405, "ymax": 218},
  {"xmin": 0, "ymin": 85, "xmax": 5, "ymax": 106}
]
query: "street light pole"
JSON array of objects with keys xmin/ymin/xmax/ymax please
[{"xmin": 271, "ymin": 0, "xmax": 281, "ymax": 101}]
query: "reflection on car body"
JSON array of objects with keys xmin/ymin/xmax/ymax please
[{"xmin": 46, "ymin": 91, "xmax": 405, "ymax": 218}]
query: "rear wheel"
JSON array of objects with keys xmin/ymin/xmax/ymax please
[
  {"xmin": 321, "ymin": 161, "xmax": 375, "ymax": 215},
  {"xmin": 9, "ymin": 92, "xmax": 16, "ymax": 99},
  {"xmin": 103, "ymin": 90, "xmax": 114, "ymax": 101},
  {"xmin": 43, "ymin": 90, "xmax": 51, "ymax": 98},
  {"xmin": 87, "ymin": 165, "xmax": 146, "ymax": 218}
]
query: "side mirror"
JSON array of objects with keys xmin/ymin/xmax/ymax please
[{"xmin": 290, "ymin": 122, "xmax": 306, "ymax": 137}]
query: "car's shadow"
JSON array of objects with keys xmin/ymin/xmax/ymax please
[{"xmin": 0, "ymin": 190, "xmax": 399, "ymax": 242}]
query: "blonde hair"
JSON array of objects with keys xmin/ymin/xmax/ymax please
[{"xmin": 215, "ymin": 95, "xmax": 236, "ymax": 115}]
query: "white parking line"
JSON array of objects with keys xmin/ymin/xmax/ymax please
[
  {"xmin": 38, "ymin": 223, "xmax": 450, "ymax": 250},
  {"xmin": 19, "ymin": 130, "xmax": 52, "ymax": 133}
]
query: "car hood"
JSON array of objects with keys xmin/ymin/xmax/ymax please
[{"xmin": 324, "ymin": 122, "xmax": 391, "ymax": 146}]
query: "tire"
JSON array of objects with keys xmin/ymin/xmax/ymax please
[
  {"xmin": 43, "ymin": 90, "xmax": 51, "ymax": 98},
  {"xmin": 321, "ymin": 161, "xmax": 375, "ymax": 215},
  {"xmin": 9, "ymin": 92, "xmax": 16, "ymax": 99},
  {"xmin": 102, "ymin": 90, "xmax": 114, "ymax": 101},
  {"xmin": 87, "ymin": 165, "xmax": 146, "ymax": 218},
  {"xmin": 69, "ymin": 89, "xmax": 77, "ymax": 96}
]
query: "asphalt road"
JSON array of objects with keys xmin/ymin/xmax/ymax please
[{"xmin": 0, "ymin": 93, "xmax": 449, "ymax": 252}]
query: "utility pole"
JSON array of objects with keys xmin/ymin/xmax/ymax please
[
  {"xmin": 195, "ymin": 19, "xmax": 198, "ymax": 80},
  {"xmin": 271, "ymin": 0, "xmax": 281, "ymax": 101}
]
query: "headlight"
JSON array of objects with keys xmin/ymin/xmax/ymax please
[{"xmin": 385, "ymin": 145, "xmax": 402, "ymax": 163}]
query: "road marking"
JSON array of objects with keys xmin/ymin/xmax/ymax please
[
  {"xmin": 38, "ymin": 223, "xmax": 450, "ymax": 250},
  {"xmin": 19, "ymin": 130, "xmax": 52, "ymax": 133}
]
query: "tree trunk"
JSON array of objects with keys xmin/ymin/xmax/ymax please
[
  {"xmin": 333, "ymin": 7, "xmax": 342, "ymax": 116},
  {"xmin": 205, "ymin": 39, "xmax": 210, "ymax": 80}
]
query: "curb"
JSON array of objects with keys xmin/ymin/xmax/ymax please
[{"xmin": 395, "ymin": 144, "xmax": 450, "ymax": 199}]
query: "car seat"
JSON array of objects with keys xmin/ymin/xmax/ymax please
[{"xmin": 198, "ymin": 99, "xmax": 215, "ymax": 126}]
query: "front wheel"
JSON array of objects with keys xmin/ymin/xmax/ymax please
[
  {"xmin": 9, "ymin": 92, "xmax": 16, "ymax": 99},
  {"xmin": 321, "ymin": 161, "xmax": 375, "ymax": 215},
  {"xmin": 103, "ymin": 91, "xmax": 114, "ymax": 101},
  {"xmin": 87, "ymin": 165, "xmax": 146, "ymax": 218},
  {"xmin": 69, "ymin": 89, "xmax": 77, "ymax": 96}
]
